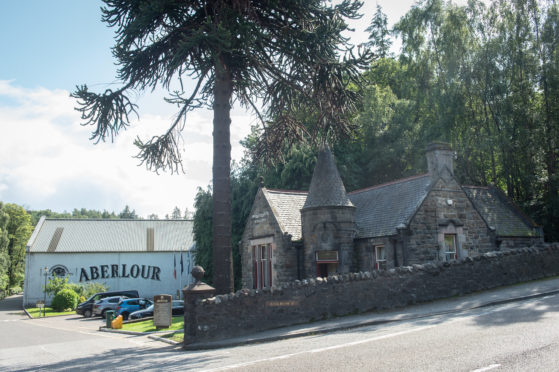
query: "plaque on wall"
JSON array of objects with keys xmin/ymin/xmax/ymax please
[{"xmin": 153, "ymin": 294, "xmax": 173, "ymax": 329}]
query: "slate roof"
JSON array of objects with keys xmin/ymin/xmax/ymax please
[
  {"xmin": 303, "ymin": 145, "xmax": 354, "ymax": 209},
  {"xmin": 27, "ymin": 218, "xmax": 195, "ymax": 253},
  {"xmin": 349, "ymin": 174, "xmax": 433, "ymax": 238},
  {"xmin": 263, "ymin": 189, "xmax": 307, "ymax": 240},
  {"xmin": 462, "ymin": 186, "xmax": 537, "ymax": 237}
]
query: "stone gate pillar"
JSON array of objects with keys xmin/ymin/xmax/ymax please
[{"xmin": 182, "ymin": 266, "xmax": 215, "ymax": 346}]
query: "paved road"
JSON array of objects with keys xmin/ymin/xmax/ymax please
[{"xmin": 1, "ymin": 286, "xmax": 559, "ymax": 371}]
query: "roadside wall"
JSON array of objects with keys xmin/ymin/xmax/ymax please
[{"xmin": 188, "ymin": 243, "xmax": 559, "ymax": 343}]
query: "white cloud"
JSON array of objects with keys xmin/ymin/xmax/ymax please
[{"xmin": 0, "ymin": 81, "xmax": 252, "ymax": 217}]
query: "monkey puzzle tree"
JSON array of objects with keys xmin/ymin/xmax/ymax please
[{"xmin": 72, "ymin": 0, "xmax": 371, "ymax": 294}]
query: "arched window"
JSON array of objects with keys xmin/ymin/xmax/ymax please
[{"xmin": 50, "ymin": 265, "xmax": 69, "ymax": 277}]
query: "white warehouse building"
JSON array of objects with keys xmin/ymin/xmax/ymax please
[{"xmin": 23, "ymin": 218, "xmax": 196, "ymax": 307}]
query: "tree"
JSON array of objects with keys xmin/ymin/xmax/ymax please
[
  {"xmin": 118, "ymin": 205, "xmax": 138, "ymax": 219},
  {"xmin": 366, "ymin": 4, "xmax": 392, "ymax": 58},
  {"xmin": 147, "ymin": 213, "xmax": 159, "ymax": 220},
  {"xmin": 0, "ymin": 203, "xmax": 9, "ymax": 293},
  {"xmin": 4, "ymin": 204, "xmax": 32, "ymax": 289},
  {"xmin": 170, "ymin": 206, "xmax": 182, "ymax": 220},
  {"xmin": 72, "ymin": 0, "xmax": 371, "ymax": 294}
]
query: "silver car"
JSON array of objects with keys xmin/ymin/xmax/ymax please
[{"xmin": 92, "ymin": 295, "xmax": 129, "ymax": 318}]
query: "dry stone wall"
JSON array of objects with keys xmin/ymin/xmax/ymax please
[{"xmin": 189, "ymin": 243, "xmax": 559, "ymax": 344}]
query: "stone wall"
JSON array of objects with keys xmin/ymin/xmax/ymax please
[
  {"xmin": 188, "ymin": 243, "xmax": 559, "ymax": 344},
  {"xmin": 407, "ymin": 178, "xmax": 494, "ymax": 264},
  {"xmin": 301, "ymin": 206, "xmax": 355, "ymax": 277},
  {"xmin": 240, "ymin": 190, "xmax": 297, "ymax": 288},
  {"xmin": 354, "ymin": 237, "xmax": 395, "ymax": 272}
]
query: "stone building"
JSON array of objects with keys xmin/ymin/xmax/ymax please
[{"xmin": 240, "ymin": 143, "xmax": 543, "ymax": 289}]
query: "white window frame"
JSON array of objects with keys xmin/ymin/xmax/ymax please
[
  {"xmin": 444, "ymin": 234, "xmax": 457, "ymax": 261},
  {"xmin": 374, "ymin": 245, "xmax": 387, "ymax": 270}
]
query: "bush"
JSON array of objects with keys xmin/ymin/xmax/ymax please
[
  {"xmin": 44, "ymin": 275, "xmax": 69, "ymax": 296},
  {"xmin": 51, "ymin": 288, "xmax": 79, "ymax": 311},
  {"xmin": 82, "ymin": 282, "xmax": 108, "ymax": 298}
]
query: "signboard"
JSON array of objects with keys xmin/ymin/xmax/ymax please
[
  {"xmin": 153, "ymin": 294, "xmax": 172, "ymax": 329},
  {"xmin": 35, "ymin": 300, "xmax": 44, "ymax": 308}
]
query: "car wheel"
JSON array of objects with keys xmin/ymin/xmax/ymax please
[
  {"xmin": 101, "ymin": 310, "xmax": 107, "ymax": 319},
  {"xmin": 84, "ymin": 309, "xmax": 92, "ymax": 318}
]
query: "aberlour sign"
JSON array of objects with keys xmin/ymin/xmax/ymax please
[{"xmin": 79, "ymin": 264, "xmax": 162, "ymax": 282}]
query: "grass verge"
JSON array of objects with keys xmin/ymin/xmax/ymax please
[
  {"xmin": 121, "ymin": 316, "xmax": 184, "ymax": 333},
  {"xmin": 160, "ymin": 332, "xmax": 184, "ymax": 343},
  {"xmin": 26, "ymin": 307, "xmax": 75, "ymax": 318}
]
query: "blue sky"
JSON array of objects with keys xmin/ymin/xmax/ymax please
[{"xmin": 0, "ymin": 0, "xmax": 445, "ymax": 218}]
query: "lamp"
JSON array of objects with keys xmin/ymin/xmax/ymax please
[{"xmin": 43, "ymin": 267, "xmax": 48, "ymax": 317}]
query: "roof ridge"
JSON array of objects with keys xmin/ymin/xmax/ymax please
[
  {"xmin": 349, "ymin": 173, "xmax": 429, "ymax": 195},
  {"xmin": 461, "ymin": 185, "xmax": 489, "ymax": 189},
  {"xmin": 264, "ymin": 188, "xmax": 308, "ymax": 195}
]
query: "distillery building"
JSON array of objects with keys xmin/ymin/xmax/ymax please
[{"xmin": 23, "ymin": 217, "xmax": 196, "ymax": 306}]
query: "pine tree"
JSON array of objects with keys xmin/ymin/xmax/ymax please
[{"xmin": 72, "ymin": 0, "xmax": 371, "ymax": 294}]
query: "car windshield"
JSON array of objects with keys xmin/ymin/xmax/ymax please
[{"xmin": 145, "ymin": 304, "xmax": 154, "ymax": 311}]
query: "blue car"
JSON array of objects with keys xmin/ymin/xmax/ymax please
[{"xmin": 115, "ymin": 298, "xmax": 152, "ymax": 320}]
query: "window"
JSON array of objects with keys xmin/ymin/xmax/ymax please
[
  {"xmin": 50, "ymin": 265, "xmax": 68, "ymax": 277},
  {"xmin": 252, "ymin": 243, "xmax": 273, "ymax": 289},
  {"xmin": 374, "ymin": 245, "xmax": 386, "ymax": 270},
  {"xmin": 316, "ymin": 250, "xmax": 339, "ymax": 277},
  {"xmin": 444, "ymin": 234, "xmax": 457, "ymax": 261}
]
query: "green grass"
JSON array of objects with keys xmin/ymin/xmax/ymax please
[
  {"xmin": 161, "ymin": 332, "xmax": 184, "ymax": 343},
  {"xmin": 26, "ymin": 307, "xmax": 75, "ymax": 318},
  {"xmin": 121, "ymin": 316, "xmax": 184, "ymax": 333}
]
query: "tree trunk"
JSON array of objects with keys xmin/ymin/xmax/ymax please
[{"xmin": 212, "ymin": 61, "xmax": 234, "ymax": 294}]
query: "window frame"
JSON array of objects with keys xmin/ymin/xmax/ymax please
[
  {"xmin": 252, "ymin": 242, "xmax": 273, "ymax": 289},
  {"xmin": 444, "ymin": 234, "xmax": 457, "ymax": 261},
  {"xmin": 374, "ymin": 245, "xmax": 387, "ymax": 271}
]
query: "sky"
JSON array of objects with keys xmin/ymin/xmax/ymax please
[{"xmin": 0, "ymin": 0, "xmax": 465, "ymax": 219}]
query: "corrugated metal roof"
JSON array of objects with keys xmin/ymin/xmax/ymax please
[
  {"xmin": 462, "ymin": 186, "xmax": 537, "ymax": 237},
  {"xmin": 263, "ymin": 189, "xmax": 307, "ymax": 241},
  {"xmin": 349, "ymin": 174, "xmax": 432, "ymax": 238},
  {"xmin": 27, "ymin": 219, "xmax": 195, "ymax": 253}
]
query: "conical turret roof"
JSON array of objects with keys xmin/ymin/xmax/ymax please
[{"xmin": 303, "ymin": 145, "xmax": 354, "ymax": 209}]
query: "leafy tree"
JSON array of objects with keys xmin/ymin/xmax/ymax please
[
  {"xmin": 118, "ymin": 205, "xmax": 138, "ymax": 219},
  {"xmin": 72, "ymin": 0, "xmax": 371, "ymax": 294},
  {"xmin": 0, "ymin": 203, "xmax": 9, "ymax": 293},
  {"xmin": 193, "ymin": 187, "xmax": 213, "ymax": 285},
  {"xmin": 147, "ymin": 213, "xmax": 159, "ymax": 220},
  {"xmin": 3, "ymin": 204, "xmax": 32, "ymax": 288}
]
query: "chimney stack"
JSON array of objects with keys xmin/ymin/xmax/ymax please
[{"xmin": 426, "ymin": 142, "xmax": 454, "ymax": 179}]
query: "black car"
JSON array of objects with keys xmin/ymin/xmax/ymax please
[
  {"xmin": 76, "ymin": 290, "xmax": 139, "ymax": 318},
  {"xmin": 129, "ymin": 300, "xmax": 184, "ymax": 320}
]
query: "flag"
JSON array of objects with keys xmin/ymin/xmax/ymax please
[
  {"xmin": 173, "ymin": 254, "xmax": 177, "ymax": 279},
  {"xmin": 180, "ymin": 252, "xmax": 184, "ymax": 273}
]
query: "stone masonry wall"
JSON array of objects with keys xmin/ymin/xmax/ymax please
[
  {"xmin": 301, "ymin": 206, "xmax": 355, "ymax": 277},
  {"xmin": 241, "ymin": 191, "xmax": 297, "ymax": 288},
  {"xmin": 189, "ymin": 243, "xmax": 559, "ymax": 344},
  {"xmin": 407, "ymin": 178, "xmax": 493, "ymax": 264}
]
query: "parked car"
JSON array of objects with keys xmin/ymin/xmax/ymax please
[
  {"xmin": 92, "ymin": 296, "xmax": 129, "ymax": 318},
  {"xmin": 129, "ymin": 300, "xmax": 184, "ymax": 320},
  {"xmin": 76, "ymin": 290, "xmax": 139, "ymax": 318},
  {"xmin": 115, "ymin": 298, "xmax": 152, "ymax": 320}
]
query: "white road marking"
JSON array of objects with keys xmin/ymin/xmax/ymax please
[
  {"xmin": 198, "ymin": 325, "xmax": 436, "ymax": 372},
  {"xmin": 471, "ymin": 364, "xmax": 501, "ymax": 372}
]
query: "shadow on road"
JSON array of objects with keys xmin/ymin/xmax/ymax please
[{"xmin": 8, "ymin": 343, "xmax": 222, "ymax": 372}]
